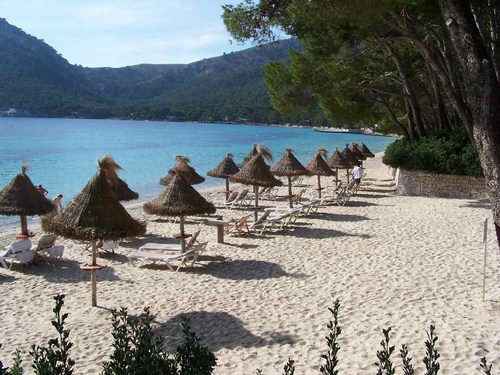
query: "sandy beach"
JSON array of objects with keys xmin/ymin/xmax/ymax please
[{"xmin": 1, "ymin": 153, "xmax": 499, "ymax": 374}]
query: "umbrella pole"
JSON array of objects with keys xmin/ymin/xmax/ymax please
[
  {"xmin": 180, "ymin": 216, "xmax": 186, "ymax": 252},
  {"xmin": 288, "ymin": 176, "xmax": 293, "ymax": 208},
  {"xmin": 20, "ymin": 215, "xmax": 28, "ymax": 235},
  {"xmin": 347, "ymin": 169, "xmax": 350, "ymax": 184},
  {"xmin": 317, "ymin": 175, "xmax": 322, "ymax": 198},
  {"xmin": 335, "ymin": 168, "xmax": 339, "ymax": 187},
  {"xmin": 253, "ymin": 185, "xmax": 259, "ymax": 222},
  {"xmin": 91, "ymin": 239, "xmax": 97, "ymax": 307},
  {"xmin": 225, "ymin": 179, "xmax": 230, "ymax": 200}
]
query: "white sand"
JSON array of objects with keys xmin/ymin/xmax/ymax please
[{"xmin": 1, "ymin": 154, "xmax": 500, "ymax": 374}]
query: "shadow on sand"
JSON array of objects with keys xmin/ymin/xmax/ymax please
[
  {"xmin": 0, "ymin": 273, "xmax": 16, "ymax": 284},
  {"xmin": 19, "ymin": 257, "xmax": 123, "ymax": 284},
  {"xmin": 356, "ymin": 193, "xmax": 392, "ymax": 199},
  {"xmin": 156, "ymin": 310, "xmax": 297, "ymax": 351},
  {"xmin": 318, "ymin": 213, "xmax": 370, "ymax": 222},
  {"xmin": 282, "ymin": 227, "xmax": 372, "ymax": 240},
  {"xmin": 184, "ymin": 259, "xmax": 305, "ymax": 281},
  {"xmin": 460, "ymin": 198, "xmax": 491, "ymax": 209}
]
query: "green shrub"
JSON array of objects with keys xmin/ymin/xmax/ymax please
[{"xmin": 383, "ymin": 130, "xmax": 483, "ymax": 176}]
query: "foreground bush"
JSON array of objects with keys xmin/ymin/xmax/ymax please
[
  {"xmin": 0, "ymin": 296, "xmax": 495, "ymax": 374},
  {"xmin": 383, "ymin": 130, "xmax": 483, "ymax": 177}
]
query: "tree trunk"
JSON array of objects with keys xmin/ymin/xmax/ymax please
[{"xmin": 440, "ymin": 0, "xmax": 500, "ymax": 249}]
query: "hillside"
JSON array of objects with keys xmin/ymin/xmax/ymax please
[{"xmin": 0, "ymin": 18, "xmax": 304, "ymax": 123}]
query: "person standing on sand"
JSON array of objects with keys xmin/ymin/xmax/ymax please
[
  {"xmin": 352, "ymin": 163, "xmax": 363, "ymax": 188},
  {"xmin": 37, "ymin": 184, "xmax": 48, "ymax": 196},
  {"xmin": 52, "ymin": 194, "xmax": 64, "ymax": 212}
]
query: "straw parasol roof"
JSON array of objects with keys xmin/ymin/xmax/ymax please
[
  {"xmin": 207, "ymin": 153, "xmax": 240, "ymax": 179},
  {"xmin": 360, "ymin": 143, "xmax": 375, "ymax": 158},
  {"xmin": 239, "ymin": 144, "xmax": 273, "ymax": 168},
  {"xmin": 327, "ymin": 148, "xmax": 351, "ymax": 169},
  {"xmin": 271, "ymin": 148, "xmax": 311, "ymax": 177},
  {"xmin": 230, "ymin": 153, "xmax": 282, "ymax": 220},
  {"xmin": 306, "ymin": 149, "xmax": 335, "ymax": 199},
  {"xmin": 306, "ymin": 149, "xmax": 335, "ymax": 176},
  {"xmin": 160, "ymin": 155, "xmax": 205, "ymax": 186},
  {"xmin": 229, "ymin": 154, "xmax": 283, "ymax": 188},
  {"xmin": 144, "ymin": 174, "xmax": 216, "ymax": 217},
  {"xmin": 100, "ymin": 155, "xmax": 139, "ymax": 201},
  {"xmin": 112, "ymin": 177, "xmax": 139, "ymax": 201},
  {"xmin": 349, "ymin": 142, "xmax": 367, "ymax": 161},
  {"xmin": 42, "ymin": 163, "xmax": 146, "ymax": 242},
  {"xmin": 0, "ymin": 165, "xmax": 54, "ymax": 216},
  {"xmin": 341, "ymin": 145, "xmax": 359, "ymax": 166}
]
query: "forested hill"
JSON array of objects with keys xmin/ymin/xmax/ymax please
[{"xmin": 0, "ymin": 18, "xmax": 302, "ymax": 123}]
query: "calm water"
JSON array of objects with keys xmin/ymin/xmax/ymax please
[{"xmin": 0, "ymin": 118, "xmax": 395, "ymax": 225}]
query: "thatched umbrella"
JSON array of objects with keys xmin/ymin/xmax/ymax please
[
  {"xmin": 207, "ymin": 153, "xmax": 240, "ymax": 199},
  {"xmin": 271, "ymin": 148, "xmax": 311, "ymax": 208},
  {"xmin": 306, "ymin": 149, "xmax": 335, "ymax": 198},
  {"xmin": 42, "ymin": 158, "xmax": 146, "ymax": 307},
  {"xmin": 349, "ymin": 142, "xmax": 367, "ymax": 162},
  {"xmin": 327, "ymin": 148, "xmax": 351, "ymax": 186},
  {"xmin": 239, "ymin": 144, "xmax": 273, "ymax": 168},
  {"xmin": 144, "ymin": 174, "xmax": 215, "ymax": 251},
  {"xmin": 360, "ymin": 143, "xmax": 375, "ymax": 158},
  {"xmin": 160, "ymin": 155, "xmax": 205, "ymax": 186},
  {"xmin": 229, "ymin": 154, "xmax": 282, "ymax": 221},
  {"xmin": 100, "ymin": 155, "xmax": 139, "ymax": 201},
  {"xmin": 0, "ymin": 165, "xmax": 54, "ymax": 236},
  {"xmin": 341, "ymin": 145, "xmax": 360, "ymax": 183}
]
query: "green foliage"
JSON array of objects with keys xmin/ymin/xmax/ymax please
[
  {"xmin": 423, "ymin": 325, "xmax": 440, "ymax": 375},
  {"xmin": 400, "ymin": 345, "xmax": 415, "ymax": 375},
  {"xmin": 320, "ymin": 300, "xmax": 341, "ymax": 375},
  {"xmin": 174, "ymin": 318, "xmax": 217, "ymax": 375},
  {"xmin": 283, "ymin": 359, "xmax": 295, "ymax": 375},
  {"xmin": 376, "ymin": 328, "xmax": 396, "ymax": 375},
  {"xmin": 8, "ymin": 351, "xmax": 23, "ymax": 375},
  {"xmin": 101, "ymin": 307, "xmax": 176, "ymax": 375},
  {"xmin": 382, "ymin": 131, "xmax": 483, "ymax": 176},
  {"xmin": 480, "ymin": 357, "xmax": 493, "ymax": 375},
  {"xmin": 30, "ymin": 295, "xmax": 74, "ymax": 375}
]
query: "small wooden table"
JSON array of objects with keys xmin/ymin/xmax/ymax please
[{"xmin": 204, "ymin": 218, "xmax": 231, "ymax": 243}]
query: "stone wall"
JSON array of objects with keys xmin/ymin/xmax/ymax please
[{"xmin": 396, "ymin": 169, "xmax": 487, "ymax": 199}]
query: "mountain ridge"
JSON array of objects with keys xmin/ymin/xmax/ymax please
[{"xmin": 0, "ymin": 18, "xmax": 305, "ymax": 123}]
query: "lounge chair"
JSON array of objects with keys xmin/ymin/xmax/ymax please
[
  {"xmin": 256, "ymin": 207, "xmax": 301, "ymax": 233},
  {"xmin": 296, "ymin": 198, "xmax": 321, "ymax": 216},
  {"xmin": 0, "ymin": 239, "xmax": 35, "ymax": 269},
  {"xmin": 321, "ymin": 180, "xmax": 356, "ymax": 206},
  {"xmin": 226, "ymin": 214, "xmax": 252, "ymax": 235},
  {"xmin": 248, "ymin": 211, "xmax": 272, "ymax": 234},
  {"xmin": 291, "ymin": 188, "xmax": 307, "ymax": 205},
  {"xmin": 34, "ymin": 234, "xmax": 65, "ymax": 259},
  {"xmin": 127, "ymin": 242, "xmax": 208, "ymax": 271},
  {"xmin": 260, "ymin": 186, "xmax": 279, "ymax": 199},
  {"xmin": 214, "ymin": 190, "xmax": 239, "ymax": 208},
  {"xmin": 228, "ymin": 189, "xmax": 251, "ymax": 209},
  {"xmin": 138, "ymin": 230, "xmax": 201, "ymax": 253}
]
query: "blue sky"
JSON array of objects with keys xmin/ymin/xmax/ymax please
[{"xmin": 0, "ymin": 0, "xmax": 254, "ymax": 67}]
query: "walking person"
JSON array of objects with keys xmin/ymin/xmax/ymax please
[
  {"xmin": 52, "ymin": 194, "xmax": 64, "ymax": 212},
  {"xmin": 352, "ymin": 163, "xmax": 363, "ymax": 189}
]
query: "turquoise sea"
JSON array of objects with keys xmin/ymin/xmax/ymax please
[{"xmin": 0, "ymin": 117, "xmax": 396, "ymax": 226}]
